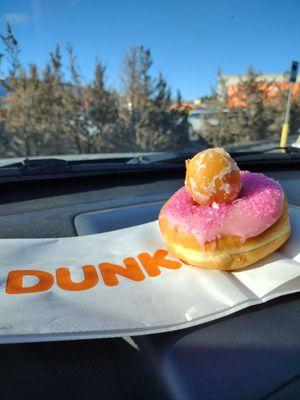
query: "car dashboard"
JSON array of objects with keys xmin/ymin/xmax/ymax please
[{"xmin": 0, "ymin": 166, "xmax": 300, "ymax": 400}]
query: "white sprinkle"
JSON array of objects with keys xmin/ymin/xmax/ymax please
[{"xmin": 212, "ymin": 202, "xmax": 219, "ymax": 209}]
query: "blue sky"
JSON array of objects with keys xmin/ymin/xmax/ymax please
[{"xmin": 1, "ymin": 0, "xmax": 299, "ymax": 99}]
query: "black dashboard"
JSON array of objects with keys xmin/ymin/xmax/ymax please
[{"xmin": 0, "ymin": 165, "xmax": 300, "ymax": 400}]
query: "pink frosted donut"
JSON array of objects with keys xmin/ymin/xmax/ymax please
[{"xmin": 159, "ymin": 171, "xmax": 291, "ymax": 270}]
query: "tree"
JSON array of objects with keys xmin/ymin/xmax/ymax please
[
  {"xmin": 0, "ymin": 23, "xmax": 25, "ymax": 155},
  {"xmin": 63, "ymin": 44, "xmax": 90, "ymax": 153},
  {"xmin": 121, "ymin": 46, "xmax": 153, "ymax": 150},
  {"xmin": 121, "ymin": 46, "xmax": 188, "ymax": 151},
  {"xmin": 0, "ymin": 23, "xmax": 21, "ymax": 78},
  {"xmin": 231, "ymin": 66, "xmax": 277, "ymax": 142},
  {"xmin": 203, "ymin": 66, "xmax": 291, "ymax": 146},
  {"xmin": 200, "ymin": 70, "xmax": 234, "ymax": 146},
  {"xmin": 0, "ymin": 24, "xmax": 190, "ymax": 156},
  {"xmin": 3, "ymin": 42, "xmax": 83, "ymax": 156},
  {"xmin": 85, "ymin": 59, "xmax": 120, "ymax": 152},
  {"xmin": 4, "ymin": 64, "xmax": 46, "ymax": 156},
  {"xmin": 149, "ymin": 72, "xmax": 188, "ymax": 149}
]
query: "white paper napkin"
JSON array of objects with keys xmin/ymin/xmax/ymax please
[{"xmin": 0, "ymin": 206, "xmax": 299, "ymax": 344}]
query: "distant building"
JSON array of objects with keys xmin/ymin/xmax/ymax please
[{"xmin": 219, "ymin": 73, "xmax": 300, "ymax": 108}]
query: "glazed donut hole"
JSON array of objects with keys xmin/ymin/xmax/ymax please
[{"xmin": 185, "ymin": 148, "xmax": 242, "ymax": 206}]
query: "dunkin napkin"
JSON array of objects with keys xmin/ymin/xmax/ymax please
[{"xmin": 0, "ymin": 207, "xmax": 300, "ymax": 344}]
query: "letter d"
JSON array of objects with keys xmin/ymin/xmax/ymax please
[{"xmin": 6, "ymin": 270, "xmax": 54, "ymax": 294}]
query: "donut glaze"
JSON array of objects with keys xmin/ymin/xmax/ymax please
[{"xmin": 160, "ymin": 171, "xmax": 284, "ymax": 245}]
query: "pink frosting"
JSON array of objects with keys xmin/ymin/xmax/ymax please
[{"xmin": 161, "ymin": 171, "xmax": 284, "ymax": 244}]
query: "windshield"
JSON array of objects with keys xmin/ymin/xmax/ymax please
[{"xmin": 0, "ymin": 1, "xmax": 299, "ymax": 159}]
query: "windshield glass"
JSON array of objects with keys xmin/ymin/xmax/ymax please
[{"xmin": 0, "ymin": 0, "xmax": 299, "ymax": 159}]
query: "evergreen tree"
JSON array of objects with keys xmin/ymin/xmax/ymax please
[
  {"xmin": 150, "ymin": 72, "xmax": 188, "ymax": 149},
  {"xmin": 121, "ymin": 46, "xmax": 188, "ymax": 151},
  {"xmin": 64, "ymin": 44, "xmax": 89, "ymax": 153},
  {"xmin": 85, "ymin": 59, "xmax": 120, "ymax": 152},
  {"xmin": 38, "ymin": 45, "xmax": 72, "ymax": 154},
  {"xmin": 121, "ymin": 46, "xmax": 153, "ymax": 150}
]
